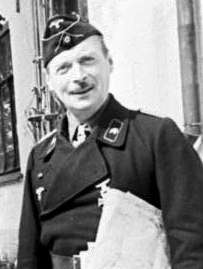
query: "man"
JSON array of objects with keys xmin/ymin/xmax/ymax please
[{"xmin": 17, "ymin": 13, "xmax": 203, "ymax": 269}]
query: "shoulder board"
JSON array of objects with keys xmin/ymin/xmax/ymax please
[{"xmin": 138, "ymin": 108, "xmax": 165, "ymax": 119}]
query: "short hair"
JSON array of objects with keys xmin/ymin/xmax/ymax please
[{"xmin": 100, "ymin": 36, "xmax": 109, "ymax": 57}]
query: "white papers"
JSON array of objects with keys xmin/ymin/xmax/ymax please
[{"xmin": 79, "ymin": 188, "xmax": 171, "ymax": 269}]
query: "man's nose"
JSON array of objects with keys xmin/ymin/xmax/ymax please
[{"xmin": 70, "ymin": 63, "xmax": 86, "ymax": 83}]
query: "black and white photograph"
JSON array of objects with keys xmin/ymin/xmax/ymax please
[{"xmin": 0, "ymin": 0, "xmax": 203, "ymax": 268}]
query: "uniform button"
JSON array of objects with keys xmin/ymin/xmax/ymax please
[{"xmin": 37, "ymin": 172, "xmax": 43, "ymax": 180}]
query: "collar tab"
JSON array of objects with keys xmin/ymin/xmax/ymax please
[
  {"xmin": 103, "ymin": 119, "xmax": 124, "ymax": 144},
  {"xmin": 96, "ymin": 95, "xmax": 130, "ymax": 147}
]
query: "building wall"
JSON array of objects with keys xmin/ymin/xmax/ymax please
[
  {"xmin": 88, "ymin": 0, "xmax": 183, "ymax": 127},
  {"xmin": 0, "ymin": 0, "xmax": 183, "ymax": 262},
  {"xmin": 0, "ymin": 0, "xmax": 35, "ymax": 262}
]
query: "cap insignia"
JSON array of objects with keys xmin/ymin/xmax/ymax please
[
  {"xmin": 63, "ymin": 34, "xmax": 71, "ymax": 45},
  {"xmin": 49, "ymin": 19, "xmax": 64, "ymax": 30},
  {"xmin": 54, "ymin": 14, "xmax": 81, "ymax": 52}
]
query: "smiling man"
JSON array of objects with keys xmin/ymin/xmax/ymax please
[
  {"xmin": 46, "ymin": 34, "xmax": 112, "ymax": 124},
  {"xmin": 17, "ymin": 13, "xmax": 203, "ymax": 269}
]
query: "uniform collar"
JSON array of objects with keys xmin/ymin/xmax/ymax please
[
  {"xmin": 56, "ymin": 94, "xmax": 129, "ymax": 147},
  {"xmin": 38, "ymin": 94, "xmax": 130, "ymax": 160},
  {"xmin": 57, "ymin": 94, "xmax": 129, "ymax": 147},
  {"xmin": 87, "ymin": 95, "xmax": 111, "ymax": 129}
]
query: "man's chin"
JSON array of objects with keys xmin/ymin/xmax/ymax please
[{"xmin": 66, "ymin": 101, "xmax": 93, "ymax": 113}]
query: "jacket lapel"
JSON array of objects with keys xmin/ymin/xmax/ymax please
[
  {"xmin": 40, "ymin": 140, "xmax": 108, "ymax": 217},
  {"xmin": 40, "ymin": 94, "xmax": 130, "ymax": 217}
]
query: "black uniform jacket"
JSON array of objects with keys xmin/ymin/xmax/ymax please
[{"xmin": 17, "ymin": 94, "xmax": 203, "ymax": 269}]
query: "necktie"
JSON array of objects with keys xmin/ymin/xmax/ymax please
[{"xmin": 72, "ymin": 123, "xmax": 92, "ymax": 147}]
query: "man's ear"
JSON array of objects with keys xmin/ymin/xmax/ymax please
[
  {"xmin": 108, "ymin": 56, "xmax": 113, "ymax": 73},
  {"xmin": 44, "ymin": 68, "xmax": 52, "ymax": 91}
]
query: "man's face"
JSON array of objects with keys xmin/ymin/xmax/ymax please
[{"xmin": 46, "ymin": 36, "xmax": 112, "ymax": 120}]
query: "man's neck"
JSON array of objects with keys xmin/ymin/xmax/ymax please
[
  {"xmin": 67, "ymin": 95, "xmax": 110, "ymax": 141},
  {"xmin": 67, "ymin": 95, "xmax": 109, "ymax": 124}
]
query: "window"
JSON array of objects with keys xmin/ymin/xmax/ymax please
[
  {"xmin": 29, "ymin": 0, "xmax": 88, "ymax": 141},
  {"xmin": 0, "ymin": 17, "xmax": 20, "ymax": 183}
]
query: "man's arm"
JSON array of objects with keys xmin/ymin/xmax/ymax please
[
  {"xmin": 17, "ymin": 149, "xmax": 51, "ymax": 269},
  {"xmin": 155, "ymin": 118, "xmax": 203, "ymax": 268}
]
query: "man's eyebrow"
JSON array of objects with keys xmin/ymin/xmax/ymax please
[
  {"xmin": 79, "ymin": 55, "xmax": 95, "ymax": 60},
  {"xmin": 78, "ymin": 52, "xmax": 97, "ymax": 61}
]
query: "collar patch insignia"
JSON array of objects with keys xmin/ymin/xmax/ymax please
[{"xmin": 103, "ymin": 119, "xmax": 124, "ymax": 143}]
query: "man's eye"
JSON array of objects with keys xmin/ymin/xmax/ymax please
[
  {"xmin": 80, "ymin": 57, "xmax": 95, "ymax": 65},
  {"xmin": 56, "ymin": 64, "xmax": 71, "ymax": 74}
]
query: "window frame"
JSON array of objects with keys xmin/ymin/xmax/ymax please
[
  {"xmin": 0, "ymin": 19, "xmax": 21, "ymax": 185},
  {"xmin": 28, "ymin": 0, "xmax": 88, "ymax": 142}
]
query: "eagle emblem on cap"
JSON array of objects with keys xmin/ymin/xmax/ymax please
[{"xmin": 49, "ymin": 18, "xmax": 64, "ymax": 29}]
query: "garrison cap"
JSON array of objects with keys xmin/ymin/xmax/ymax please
[{"xmin": 42, "ymin": 13, "xmax": 103, "ymax": 67}]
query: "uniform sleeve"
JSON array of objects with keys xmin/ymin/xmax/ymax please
[
  {"xmin": 17, "ymin": 149, "xmax": 51, "ymax": 269},
  {"xmin": 155, "ymin": 118, "xmax": 203, "ymax": 269}
]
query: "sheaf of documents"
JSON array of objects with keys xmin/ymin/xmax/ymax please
[{"xmin": 79, "ymin": 188, "xmax": 171, "ymax": 269}]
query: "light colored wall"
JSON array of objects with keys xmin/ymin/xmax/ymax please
[
  {"xmin": 88, "ymin": 0, "xmax": 183, "ymax": 128},
  {"xmin": 0, "ymin": 0, "xmax": 35, "ymax": 261}
]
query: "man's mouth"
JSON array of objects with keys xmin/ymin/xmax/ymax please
[{"xmin": 71, "ymin": 85, "xmax": 94, "ymax": 95}]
